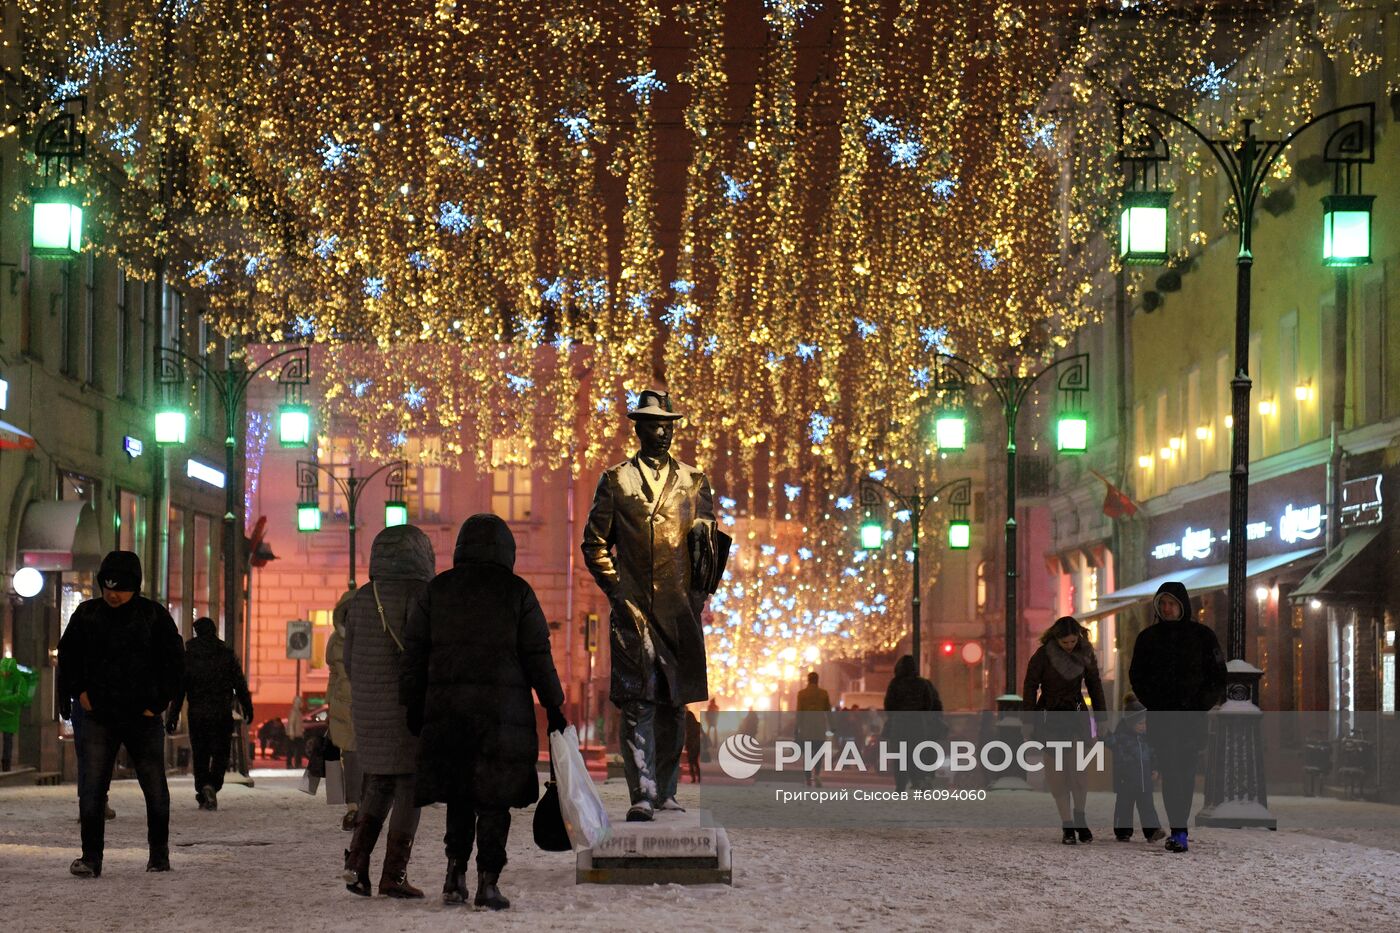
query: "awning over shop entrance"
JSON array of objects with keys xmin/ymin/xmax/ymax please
[
  {"xmin": 1289, "ymin": 529, "xmax": 1386, "ymax": 603},
  {"xmin": 1077, "ymin": 547, "xmax": 1322, "ymax": 622},
  {"xmin": 17, "ymin": 500, "xmax": 103, "ymax": 571}
]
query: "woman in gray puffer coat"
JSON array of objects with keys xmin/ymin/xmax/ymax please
[{"xmin": 341, "ymin": 525, "xmax": 436, "ymax": 898}]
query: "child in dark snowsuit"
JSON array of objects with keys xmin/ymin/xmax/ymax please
[{"xmin": 1108, "ymin": 697, "xmax": 1164, "ymax": 841}]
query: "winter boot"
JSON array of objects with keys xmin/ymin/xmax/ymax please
[
  {"xmin": 442, "ymin": 858, "xmax": 470, "ymax": 905},
  {"xmin": 474, "ymin": 871, "xmax": 510, "ymax": 910},
  {"xmin": 1165, "ymin": 830, "xmax": 1188, "ymax": 853},
  {"xmin": 146, "ymin": 850, "xmax": 171, "ymax": 872},
  {"xmin": 1061, "ymin": 822, "xmax": 1078, "ymax": 845},
  {"xmin": 1114, "ymin": 831, "xmax": 1133, "ymax": 842},
  {"xmin": 379, "ymin": 830, "xmax": 425, "ymax": 899},
  {"xmin": 343, "ymin": 812, "xmax": 384, "ymax": 896},
  {"xmin": 202, "ymin": 785, "xmax": 218, "ymax": 812},
  {"xmin": 104, "ymin": 805, "xmax": 116, "ymax": 820},
  {"xmin": 1073, "ymin": 810, "xmax": 1092, "ymax": 844},
  {"xmin": 69, "ymin": 857, "xmax": 101, "ymax": 878}
]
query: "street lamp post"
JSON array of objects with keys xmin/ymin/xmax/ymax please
[
  {"xmin": 296, "ymin": 459, "xmax": 409, "ymax": 590},
  {"xmin": 155, "ymin": 346, "xmax": 311, "ymax": 665},
  {"xmin": 931, "ymin": 351, "xmax": 1091, "ymax": 701},
  {"xmin": 1117, "ymin": 100, "xmax": 1376, "ymax": 829},
  {"xmin": 858, "ymin": 476, "xmax": 973, "ymax": 676}
]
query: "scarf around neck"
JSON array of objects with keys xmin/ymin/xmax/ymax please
[{"xmin": 1046, "ymin": 639, "xmax": 1088, "ymax": 682}]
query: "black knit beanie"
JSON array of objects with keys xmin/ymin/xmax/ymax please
[{"xmin": 98, "ymin": 550, "xmax": 142, "ymax": 593}]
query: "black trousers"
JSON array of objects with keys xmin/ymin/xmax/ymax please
[
  {"xmin": 189, "ymin": 717, "xmax": 232, "ymax": 798},
  {"xmin": 78, "ymin": 714, "xmax": 169, "ymax": 863},
  {"xmin": 1148, "ymin": 713, "xmax": 1207, "ymax": 833},
  {"xmin": 1113, "ymin": 787, "xmax": 1161, "ymax": 836},
  {"xmin": 445, "ymin": 800, "xmax": 511, "ymax": 874}
]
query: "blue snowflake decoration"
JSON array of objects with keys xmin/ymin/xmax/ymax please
[
  {"xmin": 626, "ymin": 290, "xmax": 652, "ymax": 313},
  {"xmin": 662, "ymin": 302, "xmax": 694, "ymax": 329},
  {"xmin": 162, "ymin": 0, "xmax": 201, "ymax": 22},
  {"xmin": 517, "ymin": 315, "xmax": 546, "ymax": 344},
  {"xmin": 620, "ymin": 70, "xmax": 667, "ymax": 105},
  {"xmin": 351, "ymin": 379, "xmax": 373, "ymax": 398},
  {"xmin": 318, "ymin": 135, "xmax": 360, "ymax": 171},
  {"xmin": 292, "ymin": 315, "xmax": 315, "ymax": 338},
  {"xmin": 864, "ymin": 116, "xmax": 923, "ymax": 168},
  {"xmin": 552, "ymin": 332, "xmax": 573, "ymax": 352},
  {"xmin": 910, "ymin": 366, "xmax": 931, "ymax": 388},
  {"xmin": 538, "ymin": 277, "xmax": 565, "ymax": 304},
  {"xmin": 407, "ymin": 251, "xmax": 432, "ymax": 271},
  {"xmin": 1020, "ymin": 114, "xmax": 1057, "ymax": 150},
  {"xmin": 702, "ymin": 335, "xmax": 720, "ymax": 356},
  {"xmin": 765, "ymin": 351, "xmax": 786, "ymax": 367},
  {"xmin": 245, "ymin": 254, "xmax": 265, "ymax": 277},
  {"xmin": 760, "ymin": 544, "xmax": 777, "ymax": 556},
  {"xmin": 436, "ymin": 200, "xmax": 475, "ymax": 235},
  {"xmin": 835, "ymin": 495, "xmax": 854, "ymax": 511},
  {"xmin": 854, "ymin": 317, "xmax": 878, "ymax": 339},
  {"xmin": 402, "ymin": 386, "xmax": 428, "ymax": 410},
  {"xmin": 719, "ymin": 496, "xmax": 738, "ymax": 511},
  {"xmin": 919, "ymin": 325, "xmax": 949, "ymax": 352},
  {"xmin": 975, "ymin": 247, "xmax": 999, "ymax": 270},
  {"xmin": 928, "ymin": 176, "xmax": 959, "ymax": 200},
  {"xmin": 596, "ymin": 396, "xmax": 614, "ymax": 414},
  {"xmin": 506, "ymin": 374, "xmax": 534, "ymax": 394},
  {"xmin": 444, "ymin": 132, "xmax": 480, "ymax": 160},
  {"xmin": 50, "ymin": 77, "xmax": 86, "ymax": 100},
  {"xmin": 626, "ymin": 390, "xmax": 642, "ymax": 410},
  {"xmin": 556, "ymin": 110, "xmax": 592, "ymax": 144},
  {"xmin": 389, "ymin": 431, "xmax": 408, "ymax": 448},
  {"xmin": 106, "ymin": 122, "xmax": 140, "ymax": 157},
  {"xmin": 78, "ymin": 32, "xmax": 136, "ymax": 79},
  {"xmin": 784, "ymin": 484, "xmax": 802, "ymax": 502},
  {"xmin": 809, "ymin": 411, "xmax": 832, "ymax": 444},
  {"xmin": 1190, "ymin": 61, "xmax": 1237, "ymax": 100},
  {"xmin": 798, "ymin": 547, "xmax": 813, "ymax": 561},
  {"xmin": 671, "ymin": 278, "xmax": 694, "ymax": 295},
  {"xmin": 188, "ymin": 258, "xmax": 221, "ymax": 285},
  {"xmin": 795, "ymin": 341, "xmax": 820, "ymax": 361},
  {"xmin": 313, "ymin": 234, "xmax": 338, "ymax": 259},
  {"xmin": 578, "ymin": 278, "xmax": 609, "ymax": 310},
  {"xmin": 721, "ymin": 172, "xmax": 750, "ymax": 203},
  {"xmin": 868, "ymin": 468, "xmax": 888, "ymax": 481},
  {"xmin": 363, "ymin": 277, "xmax": 386, "ymax": 299}
]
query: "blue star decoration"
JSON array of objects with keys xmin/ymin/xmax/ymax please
[
  {"xmin": 363, "ymin": 277, "xmax": 386, "ymax": 299},
  {"xmin": 188, "ymin": 258, "xmax": 221, "ymax": 285},
  {"xmin": 795, "ymin": 341, "xmax": 820, "ymax": 361},
  {"xmin": 292, "ymin": 314, "xmax": 315, "ymax": 338},
  {"xmin": 864, "ymin": 116, "xmax": 923, "ymax": 169},
  {"xmin": 444, "ymin": 132, "xmax": 480, "ymax": 160},
  {"xmin": 106, "ymin": 122, "xmax": 140, "ymax": 158},
  {"xmin": 162, "ymin": 0, "xmax": 201, "ymax": 22},
  {"xmin": 854, "ymin": 316, "xmax": 878, "ymax": 339},
  {"xmin": 556, "ymin": 110, "xmax": 592, "ymax": 144},
  {"xmin": 702, "ymin": 335, "xmax": 720, "ymax": 355},
  {"xmin": 596, "ymin": 396, "xmax": 614, "ymax": 414},
  {"xmin": 1191, "ymin": 61, "xmax": 1237, "ymax": 100},
  {"xmin": 719, "ymin": 496, "xmax": 738, "ymax": 511},
  {"xmin": 552, "ymin": 332, "xmax": 573, "ymax": 352},
  {"xmin": 407, "ymin": 251, "xmax": 432, "ymax": 271},
  {"xmin": 919, "ymin": 325, "xmax": 949, "ymax": 351},
  {"xmin": 784, "ymin": 484, "xmax": 803, "ymax": 502},
  {"xmin": 313, "ymin": 234, "xmax": 338, "ymax": 259},
  {"xmin": 626, "ymin": 290, "xmax": 652, "ymax": 313},
  {"xmin": 671, "ymin": 278, "xmax": 694, "ymax": 295},
  {"xmin": 1020, "ymin": 114, "xmax": 1057, "ymax": 150},
  {"xmin": 626, "ymin": 390, "xmax": 642, "ymax": 410},
  {"xmin": 506, "ymin": 374, "xmax": 534, "ymax": 394},
  {"xmin": 538, "ymin": 276, "xmax": 566, "ymax": 305},
  {"xmin": 78, "ymin": 32, "xmax": 135, "ymax": 79},
  {"xmin": 910, "ymin": 366, "xmax": 931, "ymax": 388},
  {"xmin": 809, "ymin": 411, "xmax": 832, "ymax": 444},
  {"xmin": 662, "ymin": 302, "xmax": 694, "ymax": 328},
  {"xmin": 319, "ymin": 135, "xmax": 360, "ymax": 171},
  {"xmin": 721, "ymin": 172, "xmax": 750, "ymax": 203},
  {"xmin": 402, "ymin": 386, "xmax": 427, "ymax": 410},
  {"xmin": 620, "ymin": 70, "xmax": 667, "ymax": 105},
  {"xmin": 835, "ymin": 495, "xmax": 854, "ymax": 511},
  {"xmin": 868, "ymin": 468, "xmax": 888, "ymax": 481},
  {"xmin": 50, "ymin": 77, "xmax": 86, "ymax": 100},
  {"xmin": 928, "ymin": 176, "xmax": 959, "ymax": 200},
  {"xmin": 975, "ymin": 247, "xmax": 999, "ymax": 270},
  {"xmin": 389, "ymin": 431, "xmax": 408, "ymax": 448},
  {"xmin": 436, "ymin": 200, "xmax": 475, "ymax": 235}
]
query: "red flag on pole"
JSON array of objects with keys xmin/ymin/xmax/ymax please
[{"xmin": 1089, "ymin": 469, "xmax": 1139, "ymax": 520}]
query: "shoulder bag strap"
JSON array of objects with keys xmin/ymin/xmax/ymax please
[{"xmin": 371, "ymin": 581, "xmax": 406, "ymax": 654}]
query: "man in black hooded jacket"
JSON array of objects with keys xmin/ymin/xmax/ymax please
[
  {"xmin": 167, "ymin": 617, "xmax": 253, "ymax": 811},
  {"xmin": 56, "ymin": 550, "xmax": 184, "ymax": 876},
  {"xmin": 1128, "ymin": 580, "xmax": 1227, "ymax": 853}
]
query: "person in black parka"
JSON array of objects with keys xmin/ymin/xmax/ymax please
[
  {"xmin": 167, "ymin": 617, "xmax": 253, "ymax": 812},
  {"xmin": 401, "ymin": 514, "xmax": 566, "ymax": 911},
  {"xmin": 881, "ymin": 655, "xmax": 946, "ymax": 793},
  {"xmin": 1128, "ymin": 580, "xmax": 1226, "ymax": 854}
]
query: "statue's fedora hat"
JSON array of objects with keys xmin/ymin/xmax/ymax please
[{"xmin": 627, "ymin": 389, "xmax": 684, "ymax": 421}]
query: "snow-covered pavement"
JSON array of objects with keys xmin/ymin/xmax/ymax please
[{"xmin": 2, "ymin": 771, "xmax": 1396, "ymax": 932}]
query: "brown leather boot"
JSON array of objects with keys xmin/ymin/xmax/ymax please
[
  {"xmin": 378, "ymin": 830, "xmax": 425, "ymax": 899},
  {"xmin": 342, "ymin": 812, "xmax": 383, "ymax": 896}
]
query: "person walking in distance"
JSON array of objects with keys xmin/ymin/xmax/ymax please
[
  {"xmin": 1023, "ymin": 616, "xmax": 1107, "ymax": 845},
  {"xmin": 581, "ymin": 389, "xmax": 720, "ymax": 821},
  {"xmin": 341, "ymin": 526, "xmax": 436, "ymax": 898},
  {"xmin": 166, "ymin": 617, "xmax": 253, "ymax": 811},
  {"xmin": 882, "ymin": 655, "xmax": 946, "ymax": 793},
  {"xmin": 1129, "ymin": 582, "xmax": 1227, "ymax": 854},
  {"xmin": 286, "ymin": 694, "xmax": 306, "ymax": 769},
  {"xmin": 795, "ymin": 672, "xmax": 833, "ymax": 787},
  {"xmin": 402, "ymin": 514, "xmax": 566, "ymax": 910},
  {"xmin": 326, "ymin": 590, "xmax": 360, "ymax": 833},
  {"xmin": 57, "ymin": 551, "xmax": 184, "ymax": 877}
]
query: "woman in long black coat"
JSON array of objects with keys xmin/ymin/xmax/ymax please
[
  {"xmin": 400, "ymin": 514, "xmax": 566, "ymax": 910},
  {"xmin": 881, "ymin": 654, "xmax": 946, "ymax": 792}
]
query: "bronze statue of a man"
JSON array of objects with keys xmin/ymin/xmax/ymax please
[{"xmin": 582, "ymin": 390, "xmax": 718, "ymax": 821}]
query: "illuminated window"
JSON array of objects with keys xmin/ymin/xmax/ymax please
[
  {"xmin": 403, "ymin": 436, "xmax": 443, "ymax": 522},
  {"xmin": 309, "ymin": 608, "xmax": 333, "ymax": 670},
  {"xmin": 975, "ymin": 560, "xmax": 988, "ymax": 610},
  {"xmin": 491, "ymin": 437, "xmax": 533, "ymax": 522},
  {"xmin": 117, "ymin": 489, "xmax": 147, "ymax": 557}
]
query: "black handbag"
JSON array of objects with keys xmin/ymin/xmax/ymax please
[{"xmin": 533, "ymin": 760, "xmax": 571, "ymax": 852}]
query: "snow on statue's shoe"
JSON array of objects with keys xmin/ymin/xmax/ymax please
[{"xmin": 626, "ymin": 800, "xmax": 655, "ymax": 822}]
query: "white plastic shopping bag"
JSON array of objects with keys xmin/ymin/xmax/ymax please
[{"xmin": 549, "ymin": 725, "xmax": 611, "ymax": 852}]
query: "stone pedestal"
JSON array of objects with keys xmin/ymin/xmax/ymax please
[
  {"xmin": 577, "ymin": 809, "xmax": 732, "ymax": 885},
  {"xmin": 1196, "ymin": 661, "xmax": 1277, "ymax": 829}
]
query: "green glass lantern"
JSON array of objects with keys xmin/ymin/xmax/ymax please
[
  {"xmin": 297, "ymin": 502, "xmax": 322, "ymax": 533},
  {"xmin": 859, "ymin": 518, "xmax": 884, "ymax": 550},
  {"xmin": 1321, "ymin": 194, "xmax": 1374, "ymax": 267},
  {"xmin": 1056, "ymin": 412, "xmax": 1089, "ymax": 454},
  {"xmin": 1119, "ymin": 190, "xmax": 1170, "ymax": 264},
  {"xmin": 154, "ymin": 408, "xmax": 188, "ymax": 446},
  {"xmin": 278, "ymin": 403, "xmax": 312, "ymax": 448},
  {"xmin": 947, "ymin": 519, "xmax": 972, "ymax": 550},
  {"xmin": 31, "ymin": 186, "xmax": 84, "ymax": 259},
  {"xmin": 384, "ymin": 500, "xmax": 409, "ymax": 528},
  {"xmin": 935, "ymin": 410, "xmax": 967, "ymax": 452}
]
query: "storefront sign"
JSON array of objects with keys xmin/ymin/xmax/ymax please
[
  {"xmin": 1340, "ymin": 474, "xmax": 1383, "ymax": 528},
  {"xmin": 123, "ymin": 436, "xmax": 143, "ymax": 459},
  {"xmin": 186, "ymin": 458, "xmax": 226, "ymax": 489},
  {"xmin": 1150, "ymin": 503, "xmax": 1323, "ymax": 563}
]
